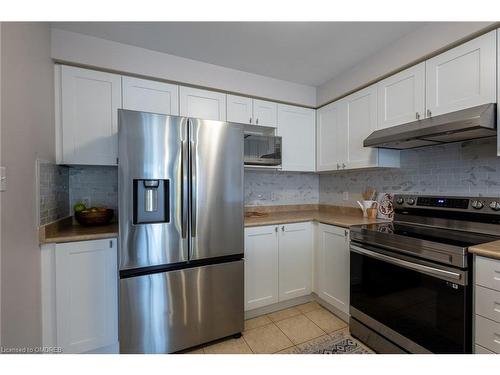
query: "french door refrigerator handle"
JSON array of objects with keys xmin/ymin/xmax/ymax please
[
  {"xmin": 181, "ymin": 138, "xmax": 188, "ymax": 238},
  {"xmin": 190, "ymin": 120, "xmax": 197, "ymax": 238},
  {"xmin": 350, "ymin": 244, "xmax": 462, "ymax": 282}
]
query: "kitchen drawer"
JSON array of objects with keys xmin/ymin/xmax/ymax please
[
  {"xmin": 475, "ymin": 256, "xmax": 500, "ymax": 291},
  {"xmin": 475, "ymin": 315, "xmax": 500, "ymax": 353},
  {"xmin": 475, "ymin": 344, "xmax": 495, "ymax": 354},
  {"xmin": 476, "ymin": 285, "xmax": 500, "ymax": 323}
]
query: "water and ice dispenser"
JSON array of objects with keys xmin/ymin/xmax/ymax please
[{"xmin": 133, "ymin": 179, "xmax": 170, "ymax": 224}]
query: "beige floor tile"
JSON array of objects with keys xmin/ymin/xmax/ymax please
[
  {"xmin": 203, "ymin": 337, "xmax": 252, "ymax": 354},
  {"xmin": 243, "ymin": 323, "xmax": 294, "ymax": 354},
  {"xmin": 267, "ymin": 307, "xmax": 301, "ymax": 322},
  {"xmin": 296, "ymin": 301, "xmax": 322, "ymax": 314},
  {"xmin": 275, "ymin": 314, "xmax": 325, "ymax": 344},
  {"xmin": 305, "ymin": 309, "xmax": 348, "ymax": 333},
  {"xmin": 244, "ymin": 315, "xmax": 273, "ymax": 331},
  {"xmin": 276, "ymin": 346, "xmax": 299, "ymax": 354}
]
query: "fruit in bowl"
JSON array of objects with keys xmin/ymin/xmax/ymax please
[{"xmin": 74, "ymin": 204, "xmax": 114, "ymax": 226}]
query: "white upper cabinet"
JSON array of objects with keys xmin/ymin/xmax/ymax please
[
  {"xmin": 253, "ymin": 99, "xmax": 278, "ymax": 127},
  {"xmin": 227, "ymin": 94, "xmax": 254, "ymax": 124},
  {"xmin": 277, "ymin": 104, "xmax": 315, "ymax": 172},
  {"xmin": 426, "ymin": 30, "xmax": 497, "ymax": 117},
  {"xmin": 244, "ymin": 225, "xmax": 279, "ymax": 311},
  {"xmin": 377, "ymin": 62, "xmax": 426, "ymax": 129},
  {"xmin": 316, "ymin": 101, "xmax": 347, "ymax": 171},
  {"xmin": 179, "ymin": 86, "xmax": 227, "ymax": 121},
  {"xmin": 122, "ymin": 76, "xmax": 179, "ymax": 115},
  {"xmin": 57, "ymin": 65, "xmax": 121, "ymax": 165},
  {"xmin": 344, "ymin": 85, "xmax": 379, "ymax": 169},
  {"xmin": 55, "ymin": 239, "xmax": 118, "ymax": 353},
  {"xmin": 278, "ymin": 222, "xmax": 313, "ymax": 301}
]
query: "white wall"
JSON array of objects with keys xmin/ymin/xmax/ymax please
[
  {"xmin": 51, "ymin": 28, "xmax": 317, "ymax": 107},
  {"xmin": 317, "ymin": 22, "xmax": 496, "ymax": 106},
  {"xmin": 1, "ymin": 22, "xmax": 54, "ymax": 349}
]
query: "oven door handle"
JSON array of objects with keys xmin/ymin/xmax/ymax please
[{"xmin": 350, "ymin": 244, "xmax": 463, "ymax": 281}]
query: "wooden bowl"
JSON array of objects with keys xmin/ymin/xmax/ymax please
[{"xmin": 75, "ymin": 208, "xmax": 114, "ymax": 226}]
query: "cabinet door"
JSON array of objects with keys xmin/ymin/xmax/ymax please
[
  {"xmin": 278, "ymin": 222, "xmax": 313, "ymax": 301},
  {"xmin": 277, "ymin": 104, "xmax": 315, "ymax": 172},
  {"xmin": 317, "ymin": 224, "xmax": 349, "ymax": 314},
  {"xmin": 426, "ymin": 30, "xmax": 496, "ymax": 117},
  {"xmin": 179, "ymin": 86, "xmax": 226, "ymax": 121},
  {"xmin": 244, "ymin": 226, "xmax": 279, "ymax": 311},
  {"xmin": 122, "ymin": 76, "xmax": 179, "ymax": 115},
  {"xmin": 253, "ymin": 99, "xmax": 277, "ymax": 127},
  {"xmin": 344, "ymin": 85, "xmax": 378, "ymax": 169},
  {"xmin": 227, "ymin": 94, "xmax": 253, "ymax": 124},
  {"xmin": 377, "ymin": 63, "xmax": 425, "ymax": 129},
  {"xmin": 59, "ymin": 65, "xmax": 121, "ymax": 165},
  {"xmin": 316, "ymin": 101, "xmax": 347, "ymax": 171},
  {"xmin": 55, "ymin": 239, "xmax": 118, "ymax": 353}
]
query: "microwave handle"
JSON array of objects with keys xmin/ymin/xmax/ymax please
[{"xmin": 350, "ymin": 244, "xmax": 462, "ymax": 282}]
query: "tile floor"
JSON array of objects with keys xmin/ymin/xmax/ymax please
[{"xmin": 184, "ymin": 301, "xmax": 350, "ymax": 354}]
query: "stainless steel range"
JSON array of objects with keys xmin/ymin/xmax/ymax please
[{"xmin": 349, "ymin": 195, "xmax": 500, "ymax": 354}]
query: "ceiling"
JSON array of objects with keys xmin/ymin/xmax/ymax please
[{"xmin": 52, "ymin": 22, "xmax": 429, "ymax": 87}]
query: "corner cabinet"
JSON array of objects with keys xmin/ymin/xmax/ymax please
[
  {"xmin": 244, "ymin": 222, "xmax": 312, "ymax": 311},
  {"xmin": 179, "ymin": 86, "xmax": 227, "ymax": 121},
  {"xmin": 55, "ymin": 65, "xmax": 122, "ymax": 166},
  {"xmin": 316, "ymin": 85, "xmax": 400, "ymax": 172},
  {"xmin": 277, "ymin": 104, "xmax": 315, "ymax": 172},
  {"xmin": 42, "ymin": 239, "xmax": 119, "ymax": 354},
  {"xmin": 426, "ymin": 30, "xmax": 496, "ymax": 117},
  {"xmin": 122, "ymin": 76, "xmax": 179, "ymax": 115},
  {"xmin": 316, "ymin": 224, "xmax": 350, "ymax": 314}
]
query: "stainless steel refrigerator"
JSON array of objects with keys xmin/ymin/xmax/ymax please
[{"xmin": 118, "ymin": 110, "xmax": 244, "ymax": 354}]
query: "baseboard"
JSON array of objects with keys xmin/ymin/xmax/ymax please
[
  {"xmin": 311, "ymin": 293, "xmax": 350, "ymax": 323},
  {"xmin": 244, "ymin": 294, "xmax": 314, "ymax": 319}
]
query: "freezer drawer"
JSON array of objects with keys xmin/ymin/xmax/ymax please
[{"xmin": 119, "ymin": 260, "xmax": 244, "ymax": 353}]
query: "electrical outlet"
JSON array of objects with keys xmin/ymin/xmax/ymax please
[{"xmin": 342, "ymin": 191, "xmax": 349, "ymax": 201}]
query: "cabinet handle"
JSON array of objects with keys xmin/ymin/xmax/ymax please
[
  {"xmin": 344, "ymin": 230, "xmax": 348, "ymax": 237},
  {"xmin": 281, "ymin": 226, "xmax": 285, "ymax": 232},
  {"xmin": 336, "ymin": 163, "xmax": 340, "ymax": 170},
  {"xmin": 249, "ymin": 117, "xmax": 252, "ymax": 124},
  {"xmin": 342, "ymin": 163, "xmax": 346, "ymax": 169},
  {"xmin": 416, "ymin": 112, "xmax": 420, "ymax": 120},
  {"xmin": 256, "ymin": 118, "xmax": 259, "ymax": 125},
  {"xmin": 427, "ymin": 109, "xmax": 432, "ymax": 117},
  {"xmin": 109, "ymin": 240, "xmax": 113, "ymax": 248},
  {"xmin": 275, "ymin": 226, "xmax": 278, "ymax": 233}
]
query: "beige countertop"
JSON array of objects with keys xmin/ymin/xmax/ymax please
[
  {"xmin": 39, "ymin": 217, "xmax": 118, "ymax": 244},
  {"xmin": 469, "ymin": 240, "xmax": 500, "ymax": 261},
  {"xmin": 244, "ymin": 204, "xmax": 388, "ymax": 228},
  {"xmin": 39, "ymin": 205, "xmax": 387, "ymax": 245}
]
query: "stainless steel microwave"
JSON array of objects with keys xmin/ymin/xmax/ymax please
[{"xmin": 244, "ymin": 134, "xmax": 282, "ymax": 166}]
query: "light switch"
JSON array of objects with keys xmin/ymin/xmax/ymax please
[
  {"xmin": 0, "ymin": 166, "xmax": 6, "ymax": 192},
  {"xmin": 342, "ymin": 191, "xmax": 349, "ymax": 201}
]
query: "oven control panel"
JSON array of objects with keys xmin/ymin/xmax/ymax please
[{"xmin": 394, "ymin": 195, "xmax": 500, "ymax": 213}]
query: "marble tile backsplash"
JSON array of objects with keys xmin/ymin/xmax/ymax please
[
  {"xmin": 38, "ymin": 161, "xmax": 69, "ymax": 225},
  {"xmin": 69, "ymin": 166, "xmax": 118, "ymax": 213},
  {"xmin": 245, "ymin": 170, "xmax": 319, "ymax": 206},
  {"xmin": 320, "ymin": 138, "xmax": 500, "ymax": 206}
]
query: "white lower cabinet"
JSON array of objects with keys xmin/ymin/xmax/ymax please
[
  {"xmin": 244, "ymin": 222, "xmax": 312, "ymax": 311},
  {"xmin": 316, "ymin": 223, "xmax": 350, "ymax": 314},
  {"xmin": 474, "ymin": 255, "xmax": 500, "ymax": 354},
  {"xmin": 244, "ymin": 225, "xmax": 279, "ymax": 311},
  {"xmin": 42, "ymin": 239, "xmax": 118, "ymax": 353},
  {"xmin": 278, "ymin": 222, "xmax": 313, "ymax": 301},
  {"xmin": 244, "ymin": 221, "xmax": 349, "ymax": 314}
]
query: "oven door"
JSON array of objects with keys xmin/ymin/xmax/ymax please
[{"xmin": 350, "ymin": 242, "xmax": 472, "ymax": 354}]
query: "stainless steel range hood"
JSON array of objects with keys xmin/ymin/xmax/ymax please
[{"xmin": 364, "ymin": 103, "xmax": 497, "ymax": 149}]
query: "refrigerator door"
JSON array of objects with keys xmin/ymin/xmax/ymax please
[
  {"xmin": 118, "ymin": 110, "xmax": 189, "ymax": 270},
  {"xmin": 189, "ymin": 118, "xmax": 244, "ymax": 261},
  {"xmin": 119, "ymin": 260, "xmax": 244, "ymax": 353}
]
